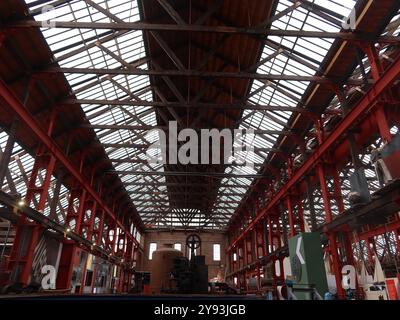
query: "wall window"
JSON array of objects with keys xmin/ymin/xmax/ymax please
[
  {"xmin": 188, "ymin": 248, "xmax": 197, "ymax": 260},
  {"xmin": 174, "ymin": 243, "xmax": 182, "ymax": 251},
  {"xmin": 149, "ymin": 243, "xmax": 157, "ymax": 260},
  {"xmin": 213, "ymin": 244, "xmax": 221, "ymax": 261},
  {"xmin": 233, "ymin": 253, "xmax": 237, "ymax": 262}
]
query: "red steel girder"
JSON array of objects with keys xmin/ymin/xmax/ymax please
[
  {"xmin": 357, "ymin": 219, "xmax": 400, "ymax": 241},
  {"xmin": 0, "ymin": 78, "xmax": 139, "ymax": 246},
  {"xmin": 227, "ymin": 53, "xmax": 400, "ymax": 252}
]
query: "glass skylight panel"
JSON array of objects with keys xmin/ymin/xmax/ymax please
[
  {"xmin": 211, "ymin": 0, "xmax": 357, "ymax": 225},
  {"xmin": 24, "ymin": 0, "xmax": 169, "ymax": 225},
  {"xmin": 23, "ymin": 0, "xmax": 362, "ymax": 229}
]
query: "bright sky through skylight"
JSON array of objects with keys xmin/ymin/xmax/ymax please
[{"xmin": 20, "ymin": 0, "xmax": 379, "ymax": 230}]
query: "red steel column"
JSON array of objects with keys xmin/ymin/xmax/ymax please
[
  {"xmin": 229, "ymin": 250, "xmax": 235, "ymax": 276},
  {"xmin": 317, "ymin": 165, "xmax": 333, "ymax": 223},
  {"xmin": 296, "ymin": 197, "xmax": 305, "ymax": 233},
  {"xmin": 328, "ymin": 233, "xmax": 344, "ymax": 299},
  {"xmin": 242, "ymin": 238, "xmax": 249, "ymax": 291},
  {"xmin": 78, "ymin": 188, "xmax": 99, "ymax": 294},
  {"xmin": 245, "ymin": 234, "xmax": 253, "ymax": 267},
  {"xmin": 342, "ymin": 232, "xmax": 356, "ymax": 266},
  {"xmin": 256, "ymin": 264, "xmax": 261, "ymax": 290},
  {"xmin": 317, "ymin": 162, "xmax": 344, "ymax": 298},
  {"xmin": 286, "ymin": 196, "xmax": 296, "ymax": 238},
  {"xmin": 363, "ymin": 44, "xmax": 392, "ymax": 143},
  {"xmin": 57, "ymin": 184, "xmax": 87, "ymax": 290},
  {"xmin": 8, "ymin": 109, "xmax": 57, "ymax": 286},
  {"xmin": 255, "ymin": 222, "xmax": 266, "ymax": 258},
  {"xmin": 57, "ymin": 152, "xmax": 92, "ymax": 291},
  {"xmin": 269, "ymin": 214, "xmax": 283, "ymax": 293},
  {"xmin": 233, "ymin": 247, "xmax": 238, "ymax": 288},
  {"xmin": 332, "ymin": 167, "xmax": 345, "ymax": 214},
  {"xmin": 236, "ymin": 246, "xmax": 242, "ymax": 290},
  {"xmin": 116, "ymin": 229, "xmax": 127, "ymax": 293},
  {"xmin": 123, "ymin": 236, "xmax": 135, "ymax": 292},
  {"xmin": 267, "ymin": 216, "xmax": 273, "ymax": 254},
  {"xmin": 395, "ymin": 228, "xmax": 400, "ymax": 281},
  {"xmin": 315, "ymin": 115, "xmax": 345, "ymax": 298}
]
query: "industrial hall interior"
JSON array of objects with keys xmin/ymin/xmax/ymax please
[{"xmin": 0, "ymin": 0, "xmax": 400, "ymax": 301}]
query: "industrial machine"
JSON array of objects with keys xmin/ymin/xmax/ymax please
[
  {"xmin": 380, "ymin": 134, "xmax": 400, "ymax": 183},
  {"xmin": 149, "ymin": 245, "xmax": 183, "ymax": 294},
  {"xmin": 348, "ymin": 168, "xmax": 371, "ymax": 205},
  {"xmin": 162, "ymin": 234, "xmax": 208, "ymax": 294},
  {"xmin": 288, "ymin": 232, "xmax": 329, "ymax": 300},
  {"xmin": 371, "ymin": 134, "xmax": 400, "ymax": 186},
  {"xmin": 148, "ymin": 234, "xmax": 209, "ymax": 295},
  {"xmin": 171, "ymin": 234, "xmax": 209, "ymax": 294}
]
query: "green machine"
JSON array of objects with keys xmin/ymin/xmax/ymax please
[{"xmin": 288, "ymin": 232, "xmax": 328, "ymax": 300}]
